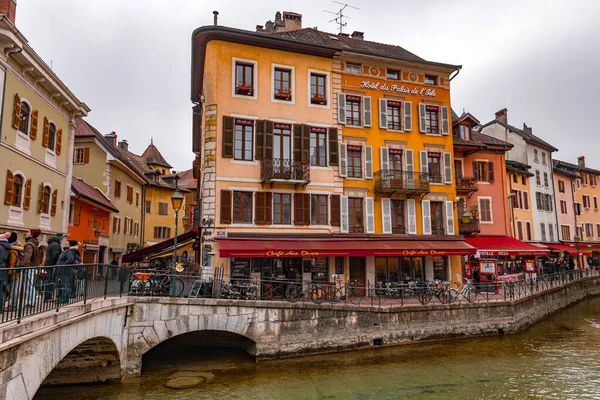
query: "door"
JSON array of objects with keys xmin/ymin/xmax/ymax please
[{"xmin": 349, "ymin": 257, "xmax": 366, "ymax": 296}]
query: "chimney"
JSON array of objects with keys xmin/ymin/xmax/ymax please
[
  {"xmin": 105, "ymin": 131, "xmax": 117, "ymax": 146},
  {"xmin": 275, "ymin": 11, "xmax": 282, "ymax": 22},
  {"xmin": 213, "ymin": 11, "xmax": 218, "ymax": 26},
  {"xmin": 118, "ymin": 140, "xmax": 128, "ymax": 152},
  {"xmin": 256, "ymin": 25, "xmax": 264, "ymax": 32},
  {"xmin": 351, "ymin": 31, "xmax": 364, "ymax": 40},
  {"xmin": 578, "ymin": 156, "xmax": 586, "ymax": 168},
  {"xmin": 281, "ymin": 11, "xmax": 302, "ymax": 31},
  {"xmin": 495, "ymin": 108, "xmax": 508, "ymax": 124},
  {"xmin": 0, "ymin": 0, "xmax": 17, "ymax": 24},
  {"xmin": 522, "ymin": 123, "xmax": 532, "ymax": 135}
]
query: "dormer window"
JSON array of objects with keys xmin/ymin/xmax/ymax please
[
  {"xmin": 459, "ymin": 125, "xmax": 471, "ymax": 140},
  {"xmin": 386, "ymin": 69, "xmax": 400, "ymax": 80},
  {"xmin": 345, "ymin": 63, "xmax": 361, "ymax": 75}
]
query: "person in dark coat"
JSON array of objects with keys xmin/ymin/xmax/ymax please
[
  {"xmin": 0, "ymin": 232, "xmax": 12, "ymax": 309},
  {"xmin": 43, "ymin": 232, "xmax": 63, "ymax": 299},
  {"xmin": 57, "ymin": 240, "xmax": 81, "ymax": 305}
]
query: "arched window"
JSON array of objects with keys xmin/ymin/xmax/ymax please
[
  {"xmin": 19, "ymin": 102, "xmax": 30, "ymax": 134},
  {"xmin": 12, "ymin": 175, "xmax": 23, "ymax": 207},
  {"xmin": 42, "ymin": 185, "xmax": 51, "ymax": 214},
  {"xmin": 48, "ymin": 123, "xmax": 57, "ymax": 151}
]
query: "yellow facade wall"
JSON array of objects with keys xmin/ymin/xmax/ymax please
[
  {"xmin": 507, "ymin": 170, "xmax": 535, "ymax": 241},
  {"xmin": 573, "ymin": 171, "xmax": 600, "ymax": 243},
  {"xmin": 144, "ymin": 186, "xmax": 187, "ymax": 243}
]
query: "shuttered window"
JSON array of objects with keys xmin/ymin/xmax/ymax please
[
  {"xmin": 311, "ymin": 195, "xmax": 328, "ymax": 225},
  {"xmin": 158, "ymin": 202, "xmax": 169, "ymax": 215},
  {"xmin": 293, "ymin": 193, "xmax": 310, "ymax": 225},
  {"xmin": 254, "ymin": 192, "xmax": 273, "ymax": 225},
  {"xmin": 126, "ymin": 185, "xmax": 133, "ymax": 204},
  {"xmin": 233, "ymin": 191, "xmax": 253, "ymax": 223},
  {"xmin": 473, "ymin": 161, "xmax": 494, "ymax": 183},
  {"xmin": 310, "ymin": 127, "xmax": 327, "ymax": 166},
  {"xmin": 114, "ymin": 180, "xmax": 121, "ymax": 198},
  {"xmin": 330, "ymin": 195, "xmax": 340, "ymax": 227},
  {"xmin": 145, "ymin": 200, "xmax": 152, "ymax": 214},
  {"xmin": 19, "ymin": 100, "xmax": 30, "ymax": 134},
  {"xmin": 348, "ymin": 197, "xmax": 364, "ymax": 233},
  {"xmin": 345, "ymin": 95, "xmax": 361, "ymax": 126},
  {"xmin": 234, "ymin": 119, "xmax": 254, "ymax": 161},
  {"xmin": 220, "ymin": 190, "xmax": 232, "ymax": 224},
  {"xmin": 272, "ymin": 193, "xmax": 291, "ymax": 224},
  {"xmin": 391, "ymin": 200, "xmax": 405, "ymax": 234},
  {"xmin": 479, "ymin": 198, "xmax": 492, "ymax": 222}
]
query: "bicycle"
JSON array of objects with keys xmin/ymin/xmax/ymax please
[
  {"xmin": 149, "ymin": 271, "xmax": 185, "ymax": 297},
  {"xmin": 438, "ymin": 280, "xmax": 477, "ymax": 304}
]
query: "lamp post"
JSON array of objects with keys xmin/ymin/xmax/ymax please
[
  {"xmin": 170, "ymin": 189, "xmax": 184, "ymax": 297},
  {"xmin": 574, "ymin": 234, "xmax": 581, "ymax": 269}
]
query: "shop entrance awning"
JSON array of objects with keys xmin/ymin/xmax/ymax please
[
  {"xmin": 122, "ymin": 228, "xmax": 197, "ymax": 263},
  {"xmin": 217, "ymin": 237, "xmax": 476, "ymax": 258},
  {"xmin": 465, "ymin": 236, "xmax": 550, "ymax": 257},
  {"xmin": 544, "ymin": 243, "xmax": 592, "ymax": 256}
]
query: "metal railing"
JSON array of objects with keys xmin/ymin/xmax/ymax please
[
  {"xmin": 374, "ymin": 170, "xmax": 430, "ymax": 193},
  {"xmin": 459, "ymin": 219, "xmax": 480, "ymax": 235},
  {"xmin": 0, "ymin": 264, "xmax": 128, "ymax": 324},
  {"xmin": 456, "ymin": 176, "xmax": 478, "ymax": 191},
  {"xmin": 260, "ymin": 158, "xmax": 310, "ymax": 182}
]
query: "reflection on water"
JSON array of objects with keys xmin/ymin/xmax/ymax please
[{"xmin": 35, "ymin": 297, "xmax": 600, "ymax": 400}]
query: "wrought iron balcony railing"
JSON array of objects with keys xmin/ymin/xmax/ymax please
[
  {"xmin": 459, "ymin": 219, "xmax": 480, "ymax": 235},
  {"xmin": 260, "ymin": 158, "xmax": 310, "ymax": 183},
  {"xmin": 374, "ymin": 170, "xmax": 430, "ymax": 193},
  {"xmin": 456, "ymin": 177, "xmax": 479, "ymax": 192},
  {"xmin": 349, "ymin": 225, "xmax": 365, "ymax": 234},
  {"xmin": 432, "ymin": 227, "xmax": 445, "ymax": 236}
]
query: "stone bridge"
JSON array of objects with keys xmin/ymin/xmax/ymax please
[{"xmin": 1, "ymin": 276, "xmax": 600, "ymax": 399}]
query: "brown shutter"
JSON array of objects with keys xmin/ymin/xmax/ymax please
[
  {"xmin": 30, "ymin": 110, "xmax": 39, "ymax": 140},
  {"xmin": 472, "ymin": 161, "xmax": 478, "ymax": 181},
  {"xmin": 329, "ymin": 127, "xmax": 338, "ymax": 166},
  {"xmin": 51, "ymin": 189, "xmax": 58, "ymax": 216},
  {"xmin": 293, "ymin": 125, "xmax": 302, "ymax": 163},
  {"xmin": 38, "ymin": 183, "xmax": 45, "ymax": 213},
  {"xmin": 255, "ymin": 120, "xmax": 265, "ymax": 160},
  {"xmin": 222, "ymin": 116, "xmax": 234, "ymax": 158},
  {"xmin": 294, "ymin": 193, "xmax": 309, "ymax": 225},
  {"xmin": 12, "ymin": 94, "xmax": 21, "ymax": 130},
  {"xmin": 303, "ymin": 193, "xmax": 310, "ymax": 224},
  {"xmin": 84, "ymin": 147, "xmax": 90, "ymax": 163},
  {"xmin": 42, "ymin": 116, "xmax": 49, "ymax": 147},
  {"xmin": 302, "ymin": 125, "xmax": 310, "ymax": 163},
  {"xmin": 488, "ymin": 161, "xmax": 494, "ymax": 183},
  {"xmin": 4, "ymin": 170, "xmax": 14, "ymax": 205},
  {"xmin": 56, "ymin": 128, "xmax": 62, "ymax": 155},
  {"xmin": 220, "ymin": 190, "xmax": 232, "ymax": 224},
  {"xmin": 330, "ymin": 195, "xmax": 340, "ymax": 226},
  {"xmin": 265, "ymin": 121, "xmax": 274, "ymax": 160},
  {"xmin": 255, "ymin": 192, "xmax": 266, "ymax": 224},
  {"xmin": 23, "ymin": 179, "xmax": 32, "ymax": 210},
  {"xmin": 265, "ymin": 192, "xmax": 272, "ymax": 225},
  {"xmin": 74, "ymin": 203, "xmax": 81, "ymax": 226}
]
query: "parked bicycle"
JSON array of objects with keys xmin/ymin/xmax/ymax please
[{"xmin": 130, "ymin": 269, "xmax": 184, "ymax": 297}]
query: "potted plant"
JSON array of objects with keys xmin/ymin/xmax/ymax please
[
  {"xmin": 469, "ymin": 204, "xmax": 479, "ymax": 221},
  {"xmin": 236, "ymin": 85, "xmax": 252, "ymax": 95},
  {"xmin": 275, "ymin": 90, "xmax": 291, "ymax": 100},
  {"xmin": 311, "ymin": 95, "xmax": 326, "ymax": 105}
]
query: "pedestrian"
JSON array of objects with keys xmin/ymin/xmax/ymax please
[
  {"xmin": 56, "ymin": 240, "xmax": 81, "ymax": 304},
  {"xmin": 110, "ymin": 258, "xmax": 119, "ymax": 279},
  {"xmin": 43, "ymin": 232, "xmax": 63, "ymax": 300},
  {"xmin": 22, "ymin": 229, "xmax": 42, "ymax": 308},
  {"xmin": 7, "ymin": 232, "xmax": 23, "ymax": 310},
  {"xmin": 118, "ymin": 265, "xmax": 131, "ymax": 294},
  {"xmin": 0, "ymin": 232, "xmax": 12, "ymax": 310}
]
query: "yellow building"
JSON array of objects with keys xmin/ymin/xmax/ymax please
[
  {"xmin": 506, "ymin": 160, "xmax": 536, "ymax": 241},
  {"xmin": 1, "ymin": 5, "xmax": 89, "ymax": 245}
]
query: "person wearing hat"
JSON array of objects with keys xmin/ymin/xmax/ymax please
[
  {"xmin": 42, "ymin": 232, "xmax": 64, "ymax": 300},
  {"xmin": 22, "ymin": 229, "xmax": 42, "ymax": 307},
  {"xmin": 6, "ymin": 232, "xmax": 23, "ymax": 310},
  {"xmin": 57, "ymin": 240, "xmax": 81, "ymax": 305},
  {"xmin": 0, "ymin": 232, "xmax": 12, "ymax": 309}
]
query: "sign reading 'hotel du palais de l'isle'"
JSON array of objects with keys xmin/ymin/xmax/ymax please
[{"xmin": 360, "ymin": 80, "xmax": 437, "ymax": 97}]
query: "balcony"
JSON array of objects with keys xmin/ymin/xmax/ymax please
[
  {"xmin": 459, "ymin": 219, "xmax": 480, "ymax": 235},
  {"xmin": 349, "ymin": 225, "xmax": 365, "ymax": 234},
  {"xmin": 260, "ymin": 158, "xmax": 310, "ymax": 188},
  {"xmin": 432, "ymin": 227, "xmax": 445, "ymax": 236},
  {"xmin": 456, "ymin": 177, "xmax": 479, "ymax": 193},
  {"xmin": 374, "ymin": 170, "xmax": 430, "ymax": 196}
]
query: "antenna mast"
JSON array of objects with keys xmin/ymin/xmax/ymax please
[{"xmin": 324, "ymin": 1, "xmax": 359, "ymax": 34}]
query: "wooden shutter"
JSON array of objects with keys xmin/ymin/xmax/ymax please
[
  {"xmin": 472, "ymin": 161, "xmax": 479, "ymax": 181},
  {"xmin": 265, "ymin": 121, "xmax": 274, "ymax": 160},
  {"xmin": 301, "ymin": 125, "xmax": 310, "ymax": 162},
  {"xmin": 443, "ymin": 152, "xmax": 452, "ymax": 184},
  {"xmin": 4, "ymin": 170, "xmax": 14, "ymax": 205},
  {"xmin": 255, "ymin": 192, "xmax": 272, "ymax": 225},
  {"xmin": 340, "ymin": 196, "xmax": 349, "ymax": 233},
  {"xmin": 488, "ymin": 161, "xmax": 495, "ymax": 183},
  {"xmin": 56, "ymin": 128, "xmax": 62, "ymax": 155},
  {"xmin": 339, "ymin": 143, "xmax": 347, "ymax": 178},
  {"xmin": 419, "ymin": 150, "xmax": 428, "ymax": 176},
  {"xmin": 42, "ymin": 116, "xmax": 49, "ymax": 146},
  {"xmin": 381, "ymin": 198, "xmax": 392, "ymax": 234},
  {"xmin": 407, "ymin": 199, "xmax": 417, "ymax": 235},
  {"xmin": 405, "ymin": 149, "xmax": 414, "ymax": 174},
  {"xmin": 222, "ymin": 116, "xmax": 234, "ymax": 158},
  {"xmin": 441, "ymin": 106, "xmax": 450, "ymax": 135},
  {"xmin": 445, "ymin": 200, "xmax": 455, "ymax": 235},
  {"xmin": 328, "ymin": 127, "xmax": 338, "ymax": 166},
  {"xmin": 220, "ymin": 190, "xmax": 232, "ymax": 224},
  {"xmin": 30, "ymin": 110, "xmax": 39, "ymax": 140},
  {"xmin": 363, "ymin": 96, "xmax": 372, "ymax": 127},
  {"xmin": 84, "ymin": 147, "xmax": 90, "ymax": 163},
  {"xmin": 12, "ymin": 94, "xmax": 21, "ymax": 130},
  {"xmin": 337, "ymin": 93, "xmax": 346, "ymax": 124},
  {"xmin": 418, "ymin": 103, "xmax": 427, "ymax": 133},
  {"xmin": 51, "ymin": 189, "xmax": 57, "ymax": 216},
  {"xmin": 403, "ymin": 101, "xmax": 412, "ymax": 132},
  {"xmin": 364, "ymin": 146, "xmax": 373, "ymax": 179},
  {"xmin": 380, "ymin": 147, "xmax": 389, "ymax": 171},
  {"xmin": 255, "ymin": 119, "xmax": 265, "ymax": 160},
  {"xmin": 293, "ymin": 193, "xmax": 309, "ymax": 225},
  {"xmin": 330, "ymin": 195, "xmax": 340, "ymax": 226},
  {"xmin": 293, "ymin": 124, "xmax": 302, "ymax": 163},
  {"xmin": 23, "ymin": 179, "xmax": 31, "ymax": 210},
  {"xmin": 74, "ymin": 203, "xmax": 81, "ymax": 226},
  {"xmin": 422, "ymin": 200, "xmax": 432, "ymax": 235},
  {"xmin": 379, "ymin": 98, "xmax": 388, "ymax": 129},
  {"xmin": 38, "ymin": 183, "xmax": 45, "ymax": 213},
  {"xmin": 293, "ymin": 124, "xmax": 310, "ymax": 162},
  {"xmin": 365, "ymin": 197, "xmax": 375, "ymax": 234}
]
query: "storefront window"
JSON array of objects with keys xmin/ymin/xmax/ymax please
[
  {"xmin": 376, "ymin": 257, "xmax": 424, "ymax": 282},
  {"xmin": 231, "ymin": 258, "xmax": 251, "ymax": 279},
  {"xmin": 311, "ymin": 257, "xmax": 329, "ymax": 282},
  {"xmin": 399, "ymin": 257, "xmax": 425, "ymax": 282},
  {"xmin": 432, "ymin": 256, "xmax": 447, "ymax": 281}
]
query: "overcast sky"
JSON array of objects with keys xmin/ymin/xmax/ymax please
[{"xmin": 16, "ymin": 0, "xmax": 600, "ymax": 171}]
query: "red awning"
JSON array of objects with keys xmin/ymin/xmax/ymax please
[
  {"xmin": 217, "ymin": 237, "xmax": 476, "ymax": 258},
  {"xmin": 465, "ymin": 236, "xmax": 550, "ymax": 257},
  {"xmin": 544, "ymin": 243, "xmax": 591, "ymax": 256}
]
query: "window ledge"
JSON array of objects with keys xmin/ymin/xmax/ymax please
[
  {"xmin": 343, "ymin": 125, "xmax": 365, "ymax": 130},
  {"xmin": 308, "ymin": 225, "xmax": 330, "ymax": 229},
  {"xmin": 310, "ymin": 166, "xmax": 332, "ymax": 171},
  {"xmin": 230, "ymin": 159, "xmax": 259, "ymax": 166},
  {"xmin": 271, "ymin": 98, "xmax": 296, "ymax": 105},
  {"xmin": 229, "ymin": 223, "xmax": 257, "ymax": 228},
  {"xmin": 232, "ymin": 93, "xmax": 257, "ymax": 101},
  {"xmin": 308, "ymin": 103, "xmax": 330, "ymax": 110},
  {"xmin": 345, "ymin": 177, "xmax": 365, "ymax": 181},
  {"xmin": 270, "ymin": 224, "xmax": 294, "ymax": 227},
  {"xmin": 386, "ymin": 129, "xmax": 406, "ymax": 133}
]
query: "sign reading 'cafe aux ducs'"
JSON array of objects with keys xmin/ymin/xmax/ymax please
[{"xmin": 360, "ymin": 80, "xmax": 437, "ymax": 97}]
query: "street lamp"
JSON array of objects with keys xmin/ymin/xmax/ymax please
[
  {"xmin": 574, "ymin": 234, "xmax": 581, "ymax": 269},
  {"xmin": 170, "ymin": 189, "xmax": 184, "ymax": 297}
]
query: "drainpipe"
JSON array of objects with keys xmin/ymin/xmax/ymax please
[
  {"xmin": 508, "ymin": 172, "xmax": 515, "ymax": 239},
  {"xmin": 141, "ymin": 184, "xmax": 146, "ymax": 246}
]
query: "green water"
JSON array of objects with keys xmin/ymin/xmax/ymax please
[{"xmin": 36, "ymin": 297, "xmax": 600, "ymax": 400}]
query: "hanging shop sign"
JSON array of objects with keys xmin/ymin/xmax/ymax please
[{"xmin": 360, "ymin": 80, "xmax": 437, "ymax": 97}]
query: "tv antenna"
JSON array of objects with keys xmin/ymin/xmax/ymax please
[{"xmin": 324, "ymin": 1, "xmax": 359, "ymax": 34}]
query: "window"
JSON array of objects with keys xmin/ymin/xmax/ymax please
[
  {"xmin": 577, "ymin": 179, "xmax": 581, "ymax": 189},
  {"xmin": 526, "ymin": 222, "xmax": 532, "ymax": 241},
  {"xmin": 273, "ymin": 67, "xmax": 292, "ymax": 101},
  {"xmin": 348, "ymin": 197, "xmax": 364, "ymax": 233},
  {"xmin": 386, "ymin": 100, "xmax": 402, "ymax": 130},
  {"xmin": 124, "ymin": 217, "xmax": 131, "ymax": 235},
  {"xmin": 430, "ymin": 201, "xmax": 444, "ymax": 235},
  {"xmin": 114, "ymin": 180, "xmax": 121, "ymax": 198},
  {"xmin": 235, "ymin": 61, "xmax": 254, "ymax": 96},
  {"xmin": 535, "ymin": 170, "xmax": 541, "ymax": 186},
  {"xmin": 548, "ymin": 224, "xmax": 554, "ymax": 242},
  {"xmin": 424, "ymin": 75, "xmax": 437, "ymax": 85},
  {"xmin": 522, "ymin": 176, "xmax": 526, "ymax": 185},
  {"xmin": 512, "ymin": 190, "xmax": 522, "ymax": 209},
  {"xmin": 234, "ymin": 119, "xmax": 254, "ymax": 161},
  {"xmin": 310, "ymin": 127, "xmax": 327, "ymax": 167},
  {"xmin": 558, "ymin": 180, "xmax": 565, "ymax": 193},
  {"xmin": 153, "ymin": 226, "xmax": 171, "ymax": 239},
  {"xmin": 126, "ymin": 185, "xmax": 133, "ymax": 204},
  {"xmin": 586, "ymin": 223, "xmax": 593, "ymax": 238},
  {"xmin": 583, "ymin": 195, "xmax": 590, "ymax": 209},
  {"xmin": 458, "ymin": 125, "xmax": 470, "ymax": 140},
  {"xmin": 391, "ymin": 200, "xmax": 405, "ymax": 234},
  {"xmin": 68, "ymin": 201, "xmax": 75, "ymax": 225},
  {"xmin": 543, "ymin": 172, "xmax": 549, "ymax": 188},
  {"xmin": 512, "ymin": 174, "xmax": 517, "ymax": 184},
  {"xmin": 74, "ymin": 148, "xmax": 86, "ymax": 164},
  {"xmin": 19, "ymin": 101, "xmax": 30, "ymax": 134},
  {"xmin": 597, "ymin": 224, "xmax": 600, "ymax": 238},
  {"xmin": 158, "ymin": 202, "xmax": 169, "ymax": 215},
  {"xmin": 534, "ymin": 149, "xmax": 539, "ymax": 163},
  {"xmin": 136, "ymin": 192, "xmax": 139, "ymax": 207},
  {"xmin": 575, "ymin": 202, "xmax": 583, "ymax": 216},
  {"xmin": 562, "ymin": 225, "xmax": 571, "ymax": 241},
  {"xmin": 345, "ymin": 95, "xmax": 362, "ymax": 126},
  {"xmin": 425, "ymin": 105, "xmax": 439, "ymax": 134},
  {"xmin": 113, "ymin": 217, "xmax": 120, "ymax": 234},
  {"xmin": 541, "ymin": 223, "xmax": 546, "ymax": 242},
  {"xmin": 474, "ymin": 161, "xmax": 494, "ymax": 183},
  {"xmin": 273, "ymin": 123, "xmax": 292, "ymax": 164},
  {"xmin": 479, "ymin": 198, "xmax": 492, "ymax": 223},
  {"xmin": 592, "ymin": 175, "xmax": 598, "ymax": 187},
  {"xmin": 145, "ymin": 200, "xmax": 152, "ymax": 214},
  {"xmin": 41, "ymin": 185, "xmax": 51, "ymax": 214},
  {"xmin": 345, "ymin": 63, "xmax": 361, "ymax": 74},
  {"xmin": 310, "ymin": 73, "xmax": 327, "ymax": 105},
  {"xmin": 541, "ymin": 152, "xmax": 547, "ymax": 165},
  {"xmin": 386, "ymin": 69, "xmax": 400, "ymax": 80},
  {"xmin": 560, "ymin": 200, "xmax": 568, "ymax": 214},
  {"xmin": 523, "ymin": 191, "xmax": 529, "ymax": 210},
  {"xmin": 233, "ymin": 191, "xmax": 253, "ymax": 223},
  {"xmin": 347, "ymin": 146, "xmax": 362, "ymax": 178},
  {"xmin": 48, "ymin": 123, "xmax": 57, "ymax": 151},
  {"xmin": 390, "ymin": 150, "xmax": 403, "ymax": 177},
  {"xmin": 133, "ymin": 222, "xmax": 139, "ymax": 237},
  {"xmin": 9, "ymin": 174, "xmax": 24, "ymax": 207},
  {"xmin": 311, "ymin": 195, "xmax": 328, "ymax": 225},
  {"xmin": 595, "ymin": 196, "xmax": 598, "ymax": 210},
  {"xmin": 583, "ymin": 173, "xmax": 588, "ymax": 185},
  {"xmin": 428, "ymin": 152, "xmax": 442, "ymax": 183},
  {"xmin": 273, "ymin": 193, "xmax": 291, "ymax": 224},
  {"xmin": 517, "ymin": 221, "xmax": 524, "ymax": 240}
]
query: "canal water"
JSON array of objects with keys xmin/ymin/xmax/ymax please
[{"xmin": 36, "ymin": 297, "xmax": 600, "ymax": 400}]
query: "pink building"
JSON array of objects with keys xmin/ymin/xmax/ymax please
[{"xmin": 553, "ymin": 160, "xmax": 578, "ymax": 242}]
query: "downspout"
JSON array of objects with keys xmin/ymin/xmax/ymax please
[
  {"xmin": 141, "ymin": 183, "xmax": 146, "ymax": 246},
  {"xmin": 449, "ymin": 66, "xmax": 462, "ymax": 82},
  {"xmin": 0, "ymin": 64, "xmax": 7, "ymax": 144}
]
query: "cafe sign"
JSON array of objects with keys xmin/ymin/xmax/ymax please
[{"xmin": 360, "ymin": 80, "xmax": 437, "ymax": 97}]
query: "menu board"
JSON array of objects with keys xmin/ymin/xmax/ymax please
[
  {"xmin": 479, "ymin": 260, "xmax": 496, "ymax": 274},
  {"xmin": 230, "ymin": 258, "xmax": 250, "ymax": 277}
]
